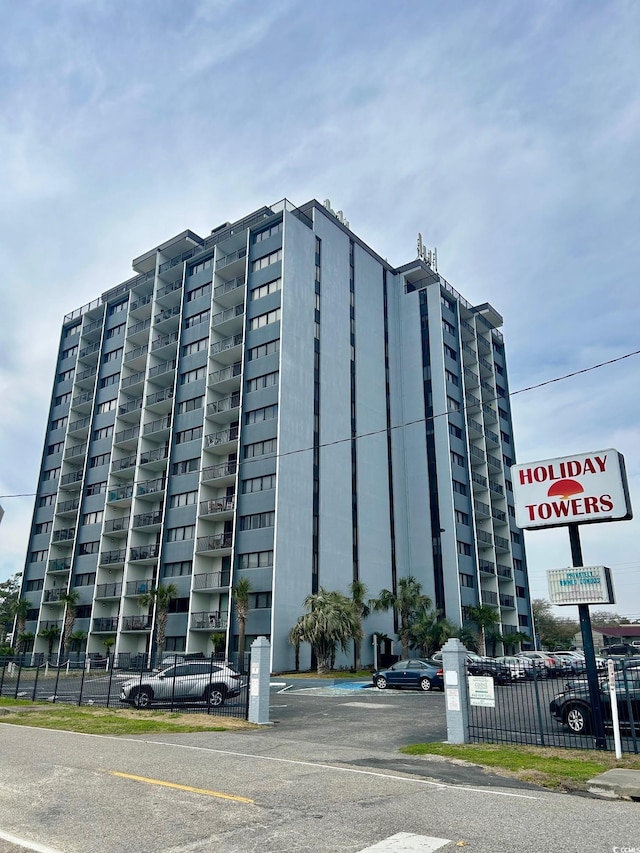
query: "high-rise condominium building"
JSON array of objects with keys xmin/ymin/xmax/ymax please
[{"xmin": 19, "ymin": 199, "xmax": 532, "ymax": 671}]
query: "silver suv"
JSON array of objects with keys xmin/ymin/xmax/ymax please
[{"xmin": 120, "ymin": 662, "xmax": 244, "ymax": 708}]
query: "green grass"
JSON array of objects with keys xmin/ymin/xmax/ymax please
[
  {"xmin": 401, "ymin": 742, "xmax": 640, "ymax": 791},
  {"xmin": 0, "ymin": 700, "xmax": 255, "ymax": 735}
]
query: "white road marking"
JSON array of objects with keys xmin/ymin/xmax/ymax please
[
  {"xmin": 340, "ymin": 702, "xmax": 392, "ymax": 709},
  {"xmin": 0, "ymin": 828, "xmax": 65, "ymax": 853},
  {"xmin": 358, "ymin": 833, "xmax": 451, "ymax": 852}
]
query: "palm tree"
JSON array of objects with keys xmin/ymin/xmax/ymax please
[
  {"xmin": 10, "ymin": 598, "xmax": 31, "ymax": 655},
  {"xmin": 59, "ymin": 590, "xmax": 80, "ymax": 658},
  {"xmin": 69, "ymin": 630, "xmax": 87, "ymax": 654},
  {"xmin": 102, "ymin": 637, "xmax": 115, "ymax": 663},
  {"xmin": 139, "ymin": 584, "xmax": 177, "ymax": 664},
  {"xmin": 288, "ymin": 622, "xmax": 304, "ymax": 672},
  {"xmin": 210, "ymin": 631, "xmax": 225, "ymax": 657},
  {"xmin": 409, "ymin": 609, "xmax": 458, "ymax": 659},
  {"xmin": 39, "ymin": 625, "xmax": 61, "ymax": 662},
  {"xmin": 502, "ymin": 630, "xmax": 531, "ymax": 655},
  {"xmin": 466, "ymin": 604, "xmax": 501, "ymax": 657},
  {"xmin": 233, "ymin": 578, "xmax": 252, "ymax": 669},
  {"xmin": 372, "ymin": 576, "xmax": 432, "ymax": 659},
  {"xmin": 290, "ymin": 588, "xmax": 362, "ymax": 674},
  {"xmin": 349, "ymin": 580, "xmax": 370, "ymax": 672}
]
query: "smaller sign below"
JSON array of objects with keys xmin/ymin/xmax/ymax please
[
  {"xmin": 468, "ymin": 675, "xmax": 495, "ymax": 708},
  {"xmin": 445, "ymin": 688, "xmax": 460, "ymax": 711},
  {"xmin": 547, "ymin": 565, "xmax": 615, "ymax": 606}
]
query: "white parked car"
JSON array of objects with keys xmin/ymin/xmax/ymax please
[{"xmin": 120, "ymin": 661, "xmax": 244, "ymax": 708}]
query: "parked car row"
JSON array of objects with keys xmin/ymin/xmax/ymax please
[{"xmin": 120, "ymin": 661, "xmax": 245, "ymax": 708}]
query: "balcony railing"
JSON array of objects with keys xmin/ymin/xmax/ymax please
[
  {"xmin": 196, "ymin": 533, "xmax": 233, "ymax": 552},
  {"xmin": 146, "ymin": 388, "xmax": 174, "ymax": 406},
  {"xmin": 57, "ymin": 498, "xmax": 80, "ymax": 513},
  {"xmin": 118, "ymin": 398, "xmax": 143, "ymax": 416},
  {"xmin": 112, "ymin": 454, "xmax": 136, "ymax": 472},
  {"xmin": 154, "ymin": 305, "xmax": 181, "ymax": 324},
  {"xmin": 212, "ymin": 304, "xmax": 244, "ymax": 327},
  {"xmin": 65, "ymin": 442, "xmax": 87, "ymax": 460},
  {"xmin": 209, "ymin": 363, "xmax": 242, "ymax": 385},
  {"xmin": 83, "ymin": 319, "xmax": 102, "ymax": 335},
  {"xmin": 125, "ymin": 579, "xmax": 154, "ymax": 595},
  {"xmin": 492, "ymin": 507, "xmax": 507, "ymax": 523},
  {"xmin": 72, "ymin": 391, "xmax": 93, "ymax": 407},
  {"xmin": 52, "ymin": 527, "xmax": 75, "ymax": 543},
  {"xmin": 114, "ymin": 425, "xmax": 140, "ymax": 444},
  {"xmin": 95, "ymin": 582, "xmax": 123, "ymax": 598},
  {"xmin": 76, "ymin": 366, "xmax": 97, "ymax": 383},
  {"xmin": 204, "ymin": 427, "xmax": 239, "ymax": 448},
  {"xmin": 108, "ymin": 484, "xmax": 134, "ymax": 502},
  {"xmin": 93, "ymin": 617, "xmax": 119, "ymax": 632},
  {"xmin": 40, "ymin": 619, "xmax": 63, "ymax": 630},
  {"xmin": 103, "ymin": 516, "xmax": 130, "ymax": 533},
  {"xmin": 79, "ymin": 342, "xmax": 100, "ymax": 359},
  {"xmin": 130, "ymin": 293, "xmax": 153, "ymax": 311},
  {"xmin": 121, "ymin": 616, "xmax": 152, "ymax": 631},
  {"xmin": 139, "ymin": 447, "xmax": 168, "ymax": 465},
  {"xmin": 477, "ymin": 529, "xmax": 493, "ymax": 546},
  {"xmin": 483, "ymin": 591, "xmax": 499, "ymax": 605},
  {"xmin": 100, "ymin": 548, "xmax": 127, "ymax": 564},
  {"xmin": 129, "ymin": 544, "xmax": 160, "ymax": 561},
  {"xmin": 136, "ymin": 477, "xmax": 166, "ymax": 497},
  {"xmin": 47, "ymin": 558, "xmax": 71, "ymax": 573},
  {"xmin": 156, "ymin": 281, "xmax": 183, "ymax": 299},
  {"xmin": 500, "ymin": 594, "xmax": 515, "ymax": 608},
  {"xmin": 128, "ymin": 317, "xmax": 152, "ymax": 336},
  {"xmin": 202, "ymin": 460, "xmax": 237, "ymax": 481},
  {"xmin": 193, "ymin": 571, "xmax": 231, "ymax": 591},
  {"xmin": 148, "ymin": 359, "xmax": 176, "ymax": 380},
  {"xmin": 473, "ymin": 499, "xmax": 490, "ymax": 517},
  {"xmin": 214, "ymin": 274, "xmax": 245, "ymax": 298},
  {"xmin": 216, "ymin": 246, "xmax": 247, "ymax": 269},
  {"xmin": 470, "ymin": 445, "xmax": 485, "ymax": 463},
  {"xmin": 191, "ymin": 611, "xmax": 228, "ymax": 630},
  {"xmin": 121, "ymin": 370, "xmax": 145, "ymax": 390},
  {"xmin": 471, "ymin": 471, "xmax": 487, "ymax": 488},
  {"xmin": 43, "ymin": 589, "xmax": 65, "ymax": 603},
  {"xmin": 144, "ymin": 416, "xmax": 171, "ymax": 436},
  {"xmin": 479, "ymin": 559, "xmax": 495, "ymax": 575},
  {"xmin": 124, "ymin": 344, "xmax": 148, "ymax": 363},
  {"xmin": 68, "ymin": 416, "xmax": 91, "ymax": 433},
  {"xmin": 206, "ymin": 394, "xmax": 240, "ymax": 415},
  {"xmin": 489, "ymin": 479, "xmax": 504, "ymax": 496},
  {"xmin": 152, "ymin": 331, "xmax": 179, "ymax": 351},
  {"xmin": 495, "ymin": 534, "xmax": 510, "ymax": 550},
  {"xmin": 497, "ymin": 565, "xmax": 512, "ymax": 579},
  {"xmin": 487, "ymin": 454, "xmax": 502, "ymax": 469},
  {"xmin": 210, "ymin": 333, "xmax": 243, "ymax": 356},
  {"xmin": 132, "ymin": 511, "xmax": 163, "ymax": 528},
  {"xmin": 199, "ymin": 496, "xmax": 235, "ymax": 515}
]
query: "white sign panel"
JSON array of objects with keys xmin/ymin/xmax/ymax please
[
  {"xmin": 511, "ymin": 449, "xmax": 632, "ymax": 530},
  {"xmin": 445, "ymin": 687, "xmax": 460, "ymax": 711},
  {"xmin": 547, "ymin": 565, "xmax": 615, "ymax": 605},
  {"xmin": 468, "ymin": 675, "xmax": 495, "ymax": 708}
]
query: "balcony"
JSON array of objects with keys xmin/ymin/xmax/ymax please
[
  {"xmin": 52, "ymin": 527, "xmax": 75, "ymax": 544},
  {"xmin": 136, "ymin": 477, "xmax": 166, "ymax": 499},
  {"xmin": 466, "ymin": 392, "xmax": 481, "ymax": 413},
  {"xmin": 47, "ymin": 558, "xmax": 71, "ymax": 574},
  {"xmin": 100, "ymin": 548, "xmax": 126, "ymax": 566},
  {"xmin": 111, "ymin": 453, "xmax": 136, "ymax": 473},
  {"xmin": 477, "ymin": 529, "xmax": 493, "ymax": 548},
  {"xmin": 196, "ymin": 533, "xmax": 233, "ymax": 554},
  {"xmin": 492, "ymin": 507, "xmax": 507, "ymax": 523},
  {"xmin": 479, "ymin": 355, "xmax": 493, "ymax": 374},
  {"xmin": 146, "ymin": 387, "xmax": 174, "ymax": 411},
  {"xmin": 125, "ymin": 579, "xmax": 154, "ymax": 596},
  {"xmin": 482, "ymin": 590, "xmax": 499, "ymax": 606},
  {"xmin": 121, "ymin": 370, "xmax": 146, "ymax": 391},
  {"xmin": 127, "ymin": 317, "xmax": 152, "ymax": 338},
  {"xmin": 201, "ymin": 460, "xmax": 237, "ymax": 484},
  {"xmin": 156, "ymin": 280, "xmax": 183, "ymax": 302},
  {"xmin": 479, "ymin": 559, "xmax": 495, "ymax": 575},
  {"xmin": 204, "ymin": 426, "xmax": 239, "ymax": 454},
  {"xmin": 154, "ymin": 305, "xmax": 181, "ymax": 325},
  {"xmin": 495, "ymin": 534, "xmax": 510, "ymax": 552},
  {"xmin": 95, "ymin": 582, "xmax": 123, "ymax": 599},
  {"xmin": 40, "ymin": 619, "xmax": 63, "ymax": 631},
  {"xmin": 214, "ymin": 274, "xmax": 246, "ymax": 308},
  {"xmin": 78, "ymin": 341, "xmax": 100, "ymax": 361},
  {"xmin": 56, "ymin": 497, "xmax": 80, "ymax": 515},
  {"xmin": 473, "ymin": 499, "xmax": 490, "ymax": 518},
  {"xmin": 489, "ymin": 479, "xmax": 504, "ymax": 496},
  {"xmin": 43, "ymin": 589, "xmax": 66, "ymax": 603},
  {"xmin": 139, "ymin": 446, "xmax": 168, "ymax": 468},
  {"xmin": 132, "ymin": 510, "xmax": 163, "ymax": 530},
  {"xmin": 212, "ymin": 303, "xmax": 244, "ymax": 336},
  {"xmin": 497, "ymin": 564, "xmax": 512, "ymax": 580},
  {"xmin": 65, "ymin": 442, "xmax": 87, "ymax": 461},
  {"xmin": 143, "ymin": 416, "xmax": 172, "ymax": 439},
  {"xmin": 130, "ymin": 292, "xmax": 153, "ymax": 313},
  {"xmin": 193, "ymin": 571, "xmax": 231, "ymax": 591},
  {"xmin": 216, "ymin": 246, "xmax": 247, "ymax": 271},
  {"xmin": 486, "ymin": 454, "xmax": 502, "ymax": 470},
  {"xmin": 114, "ymin": 425, "xmax": 140, "ymax": 449},
  {"xmin": 463, "ymin": 367, "xmax": 479, "ymax": 388},
  {"xmin": 469, "ymin": 445, "xmax": 486, "ymax": 466},
  {"xmin": 107, "ymin": 484, "xmax": 134, "ymax": 503},
  {"xmin": 75, "ymin": 366, "xmax": 97, "ymax": 389},
  {"xmin": 121, "ymin": 616, "xmax": 152, "ymax": 631},
  {"xmin": 148, "ymin": 359, "xmax": 176, "ymax": 383},
  {"xmin": 209, "ymin": 362, "xmax": 242, "ymax": 392},
  {"xmin": 129, "ymin": 544, "xmax": 160, "ymax": 562},
  {"xmin": 191, "ymin": 611, "xmax": 228, "ymax": 630},
  {"xmin": 484, "ymin": 427, "xmax": 499, "ymax": 445},
  {"xmin": 68, "ymin": 416, "xmax": 91, "ymax": 436},
  {"xmin": 71, "ymin": 390, "xmax": 94, "ymax": 411},
  {"xmin": 460, "ymin": 318, "xmax": 475, "ymax": 340},
  {"xmin": 471, "ymin": 471, "xmax": 487, "ymax": 489},
  {"xmin": 82, "ymin": 318, "xmax": 102, "ymax": 338},
  {"xmin": 124, "ymin": 343, "xmax": 148, "ymax": 365},
  {"xmin": 93, "ymin": 617, "xmax": 119, "ymax": 633},
  {"xmin": 103, "ymin": 516, "xmax": 130, "ymax": 534},
  {"xmin": 482, "ymin": 402, "xmax": 497, "ymax": 423},
  {"xmin": 152, "ymin": 331, "xmax": 179, "ymax": 353},
  {"xmin": 206, "ymin": 393, "xmax": 240, "ymax": 423},
  {"xmin": 210, "ymin": 332, "xmax": 243, "ymax": 364},
  {"xmin": 118, "ymin": 397, "xmax": 143, "ymax": 418},
  {"xmin": 199, "ymin": 496, "xmax": 235, "ymax": 518},
  {"xmin": 499, "ymin": 594, "xmax": 516, "ymax": 609}
]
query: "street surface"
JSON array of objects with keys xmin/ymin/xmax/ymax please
[{"xmin": 0, "ymin": 683, "xmax": 639, "ymax": 852}]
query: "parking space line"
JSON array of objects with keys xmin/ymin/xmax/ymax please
[
  {"xmin": 108, "ymin": 771, "xmax": 254, "ymax": 803},
  {"xmin": 0, "ymin": 828, "xmax": 65, "ymax": 853}
]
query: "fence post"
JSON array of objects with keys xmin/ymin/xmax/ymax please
[
  {"xmin": 247, "ymin": 636, "xmax": 271, "ymax": 725},
  {"xmin": 442, "ymin": 637, "xmax": 470, "ymax": 744}
]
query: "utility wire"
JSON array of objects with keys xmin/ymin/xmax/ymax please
[{"xmin": 1, "ymin": 346, "xmax": 639, "ymax": 500}]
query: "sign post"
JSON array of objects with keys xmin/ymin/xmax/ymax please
[{"xmin": 512, "ymin": 448, "xmax": 633, "ymax": 751}]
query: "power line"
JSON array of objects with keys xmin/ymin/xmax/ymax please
[{"xmin": 1, "ymin": 346, "xmax": 639, "ymax": 500}]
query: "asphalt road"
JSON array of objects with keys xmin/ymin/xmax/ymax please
[{"xmin": 1, "ymin": 683, "xmax": 640, "ymax": 853}]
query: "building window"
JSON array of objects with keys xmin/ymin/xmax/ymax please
[
  {"xmin": 100, "ymin": 372, "xmax": 120, "ymax": 388},
  {"xmin": 75, "ymin": 604, "xmax": 92, "ymax": 618},
  {"xmin": 496, "ymin": 384, "xmax": 506, "ymax": 398},
  {"xmin": 51, "ymin": 416, "xmax": 68, "ymax": 430},
  {"xmin": 180, "ymin": 366, "xmax": 206, "ymax": 385},
  {"xmin": 168, "ymin": 597, "xmax": 190, "ymax": 614},
  {"xmin": 89, "ymin": 452, "xmax": 111, "ymax": 469},
  {"xmin": 182, "ymin": 338, "xmax": 208, "ymax": 356},
  {"xmin": 176, "ymin": 426, "xmax": 203, "ymax": 444},
  {"xmin": 253, "ymin": 221, "xmax": 282, "ymax": 243},
  {"xmin": 169, "ymin": 491, "xmax": 197, "ymax": 508},
  {"xmin": 444, "ymin": 343, "xmax": 457, "ymax": 361},
  {"xmin": 39, "ymin": 494, "xmax": 56, "ymax": 508},
  {"xmin": 503, "ymin": 454, "xmax": 513, "ymax": 467},
  {"xmin": 245, "ymin": 404, "xmax": 278, "ymax": 425},
  {"xmin": 105, "ymin": 323, "xmax": 125, "ymax": 339},
  {"xmin": 250, "ymin": 278, "xmax": 281, "ymax": 301},
  {"xmin": 189, "ymin": 257, "xmax": 213, "ymax": 276},
  {"xmin": 513, "ymin": 558, "xmax": 523, "ymax": 572},
  {"xmin": 93, "ymin": 425, "xmax": 114, "ymax": 441},
  {"xmin": 187, "ymin": 282, "xmax": 212, "ymax": 301},
  {"xmin": 47, "ymin": 442, "xmax": 64, "ymax": 455},
  {"xmin": 185, "ymin": 309, "xmax": 210, "ymax": 329},
  {"xmin": 64, "ymin": 323, "xmax": 81, "ymax": 338},
  {"xmin": 35, "ymin": 521, "xmax": 53, "ymax": 534},
  {"xmin": 167, "ymin": 525, "xmax": 195, "ymax": 542},
  {"xmin": 26, "ymin": 578, "xmax": 44, "ymax": 591},
  {"xmin": 247, "ymin": 339, "xmax": 280, "ymax": 361},
  {"xmin": 86, "ymin": 481, "xmax": 107, "ymax": 496},
  {"xmin": 43, "ymin": 468, "xmax": 61, "ymax": 481},
  {"xmin": 457, "ymin": 540, "xmax": 472, "ymax": 556},
  {"xmin": 58, "ymin": 368, "xmax": 74, "ymax": 382},
  {"xmin": 171, "ymin": 458, "xmax": 199, "ymax": 475},
  {"xmin": 448, "ymin": 423, "xmax": 463, "ymax": 440},
  {"xmin": 508, "ymin": 504, "xmax": 515, "ymax": 517},
  {"xmin": 242, "ymin": 474, "xmax": 276, "ymax": 494},
  {"xmin": 249, "ymin": 308, "xmax": 281, "ymax": 330},
  {"xmin": 177, "ymin": 395, "xmax": 204, "ymax": 414},
  {"xmin": 516, "ymin": 585, "xmax": 526, "ymax": 598},
  {"xmin": 161, "ymin": 560, "xmax": 193, "ymax": 578},
  {"xmin": 505, "ymin": 479, "xmax": 513, "ymax": 492},
  {"xmin": 251, "ymin": 248, "xmax": 282, "ymax": 272},
  {"xmin": 447, "ymin": 396, "xmax": 461, "ymax": 412},
  {"xmin": 82, "ymin": 510, "xmax": 104, "ymax": 526},
  {"xmin": 62, "ymin": 345, "xmax": 78, "ymax": 359},
  {"xmin": 30, "ymin": 550, "xmax": 48, "ymax": 562},
  {"xmin": 107, "ymin": 299, "xmax": 128, "ymax": 316},
  {"xmin": 455, "ymin": 510, "xmax": 470, "ymax": 525},
  {"xmin": 460, "ymin": 572, "xmax": 475, "ymax": 588},
  {"xmin": 500, "ymin": 430, "xmax": 511, "ymax": 444},
  {"xmin": 237, "ymin": 550, "xmax": 273, "ymax": 569},
  {"xmin": 79, "ymin": 541, "xmax": 100, "ymax": 555},
  {"xmin": 441, "ymin": 296, "xmax": 455, "ymax": 313},
  {"xmin": 246, "ymin": 371, "xmax": 278, "ymax": 393},
  {"xmin": 74, "ymin": 572, "xmax": 96, "ymax": 587},
  {"xmin": 103, "ymin": 348, "xmax": 123, "ymax": 364},
  {"xmin": 239, "ymin": 512, "xmax": 275, "ymax": 531},
  {"xmin": 55, "ymin": 392, "xmax": 71, "ymax": 406},
  {"xmin": 494, "ymin": 362, "xmax": 504, "ymax": 375},
  {"xmin": 450, "ymin": 450, "xmax": 465, "ymax": 467},
  {"xmin": 510, "ymin": 531, "xmax": 522, "ymax": 545},
  {"xmin": 445, "ymin": 369, "xmax": 459, "ymax": 386},
  {"xmin": 97, "ymin": 398, "xmax": 117, "ymax": 414},
  {"xmin": 244, "ymin": 438, "xmax": 277, "ymax": 459},
  {"xmin": 518, "ymin": 614, "xmax": 530, "ymax": 627},
  {"xmin": 442, "ymin": 318, "xmax": 455, "ymax": 336},
  {"xmin": 250, "ymin": 592, "xmax": 272, "ymax": 609},
  {"xmin": 452, "ymin": 480, "xmax": 467, "ymax": 496}
]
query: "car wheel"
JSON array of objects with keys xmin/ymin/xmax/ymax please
[
  {"xmin": 419, "ymin": 677, "xmax": 433, "ymax": 692},
  {"xmin": 479, "ymin": 670, "xmax": 494, "ymax": 678},
  {"xmin": 375, "ymin": 676, "xmax": 387, "ymax": 690},
  {"xmin": 204, "ymin": 685, "xmax": 227, "ymax": 706},
  {"xmin": 565, "ymin": 703, "xmax": 591, "ymax": 735},
  {"xmin": 131, "ymin": 687, "xmax": 152, "ymax": 709}
]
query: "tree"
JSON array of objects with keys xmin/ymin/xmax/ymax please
[
  {"xmin": 0, "ymin": 574, "xmax": 21, "ymax": 641},
  {"xmin": 465, "ymin": 604, "xmax": 501, "ymax": 656},
  {"xmin": 590, "ymin": 610, "xmax": 630, "ymax": 627},
  {"xmin": 409, "ymin": 610, "xmax": 458, "ymax": 659},
  {"xmin": 502, "ymin": 631, "xmax": 531, "ymax": 655},
  {"xmin": 290, "ymin": 588, "xmax": 362, "ymax": 674},
  {"xmin": 10, "ymin": 598, "xmax": 31, "ymax": 655},
  {"xmin": 69, "ymin": 630, "xmax": 87, "ymax": 653},
  {"xmin": 233, "ymin": 578, "xmax": 252, "ymax": 667},
  {"xmin": 39, "ymin": 625, "xmax": 61, "ymax": 662},
  {"xmin": 102, "ymin": 637, "xmax": 115, "ymax": 661},
  {"xmin": 288, "ymin": 622, "xmax": 304, "ymax": 672},
  {"xmin": 372, "ymin": 576, "xmax": 432, "ymax": 659},
  {"xmin": 139, "ymin": 584, "xmax": 177, "ymax": 663},
  {"xmin": 210, "ymin": 631, "xmax": 225, "ymax": 656},
  {"xmin": 532, "ymin": 599, "xmax": 579, "ymax": 650},
  {"xmin": 349, "ymin": 579, "xmax": 370, "ymax": 671},
  {"xmin": 60, "ymin": 590, "xmax": 80, "ymax": 657}
]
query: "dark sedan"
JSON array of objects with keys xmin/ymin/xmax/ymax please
[
  {"xmin": 550, "ymin": 671, "xmax": 640, "ymax": 735},
  {"xmin": 373, "ymin": 658, "xmax": 444, "ymax": 692}
]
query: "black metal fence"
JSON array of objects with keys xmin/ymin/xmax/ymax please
[
  {"xmin": 468, "ymin": 661, "xmax": 640, "ymax": 753},
  {"xmin": 0, "ymin": 654, "xmax": 249, "ymax": 720}
]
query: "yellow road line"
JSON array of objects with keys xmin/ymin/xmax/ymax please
[{"xmin": 109, "ymin": 771, "xmax": 253, "ymax": 803}]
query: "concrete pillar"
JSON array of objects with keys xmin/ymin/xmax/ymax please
[
  {"xmin": 248, "ymin": 636, "xmax": 271, "ymax": 725},
  {"xmin": 441, "ymin": 637, "xmax": 470, "ymax": 744}
]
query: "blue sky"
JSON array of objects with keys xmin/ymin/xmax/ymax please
[{"xmin": 1, "ymin": 0, "xmax": 639, "ymax": 618}]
